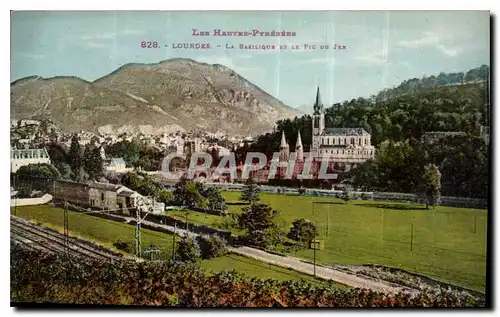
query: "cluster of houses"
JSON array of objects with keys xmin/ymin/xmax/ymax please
[{"xmin": 10, "ymin": 119, "xmax": 253, "ymax": 162}]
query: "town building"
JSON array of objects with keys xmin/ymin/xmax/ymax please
[
  {"xmin": 11, "ymin": 148, "xmax": 51, "ymax": 173},
  {"xmin": 18, "ymin": 119, "xmax": 41, "ymax": 127},
  {"xmin": 88, "ymin": 182, "xmax": 122, "ymax": 210},
  {"xmin": 52, "ymin": 180, "xmax": 161, "ymax": 215},
  {"xmin": 104, "ymin": 157, "xmax": 129, "ymax": 173}
]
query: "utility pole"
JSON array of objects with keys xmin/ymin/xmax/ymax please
[
  {"xmin": 135, "ymin": 196, "xmax": 153, "ymax": 259},
  {"xmin": 313, "ymin": 241, "xmax": 316, "ymax": 277},
  {"xmin": 135, "ymin": 206, "xmax": 142, "ymax": 258},
  {"xmin": 64, "ymin": 201, "xmax": 69, "ymax": 255},
  {"xmin": 13, "ymin": 174, "xmax": 17, "ymax": 216},
  {"xmin": 172, "ymin": 221, "xmax": 177, "ymax": 261},
  {"xmin": 326, "ymin": 210, "xmax": 329, "ymax": 237}
]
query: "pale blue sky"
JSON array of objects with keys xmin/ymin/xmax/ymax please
[{"xmin": 11, "ymin": 11, "xmax": 490, "ymax": 108}]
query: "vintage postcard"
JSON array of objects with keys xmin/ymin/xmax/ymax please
[{"xmin": 10, "ymin": 10, "xmax": 490, "ymax": 308}]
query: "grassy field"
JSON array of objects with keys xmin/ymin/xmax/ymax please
[
  {"xmin": 166, "ymin": 209, "xmax": 227, "ymax": 228},
  {"xmin": 168, "ymin": 191, "xmax": 487, "ymax": 292},
  {"xmin": 11, "ymin": 205, "xmax": 340, "ymax": 288}
]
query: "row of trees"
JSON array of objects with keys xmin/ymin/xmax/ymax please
[
  {"xmin": 171, "ymin": 178, "xmax": 228, "ymax": 215},
  {"xmin": 45, "ymin": 135, "xmax": 104, "ymax": 182},
  {"xmin": 45, "ymin": 136, "xmax": 166, "ymax": 185},
  {"xmin": 375, "ymin": 65, "xmax": 489, "ymax": 101},
  {"xmin": 346, "ymin": 135, "xmax": 487, "ymax": 200},
  {"xmin": 116, "ymin": 172, "xmax": 227, "ymax": 214}
]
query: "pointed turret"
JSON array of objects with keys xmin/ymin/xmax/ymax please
[
  {"xmin": 280, "ymin": 131, "xmax": 289, "ymax": 149},
  {"xmin": 296, "ymin": 131, "xmax": 303, "ymax": 148},
  {"xmin": 279, "ymin": 131, "xmax": 290, "ymax": 162},
  {"xmin": 296, "ymin": 130, "xmax": 304, "ymax": 162}
]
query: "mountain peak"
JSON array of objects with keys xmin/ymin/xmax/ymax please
[{"xmin": 11, "ymin": 58, "xmax": 301, "ymax": 136}]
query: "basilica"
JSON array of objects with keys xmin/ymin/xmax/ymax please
[{"xmin": 279, "ymin": 87, "xmax": 375, "ymax": 174}]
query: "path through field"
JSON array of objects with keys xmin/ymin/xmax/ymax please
[{"xmin": 119, "ymin": 214, "xmax": 415, "ymax": 294}]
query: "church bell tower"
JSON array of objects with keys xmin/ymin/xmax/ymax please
[{"xmin": 312, "ymin": 87, "xmax": 325, "ymax": 155}]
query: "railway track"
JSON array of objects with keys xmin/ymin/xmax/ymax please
[{"xmin": 10, "ymin": 216, "xmax": 123, "ymax": 261}]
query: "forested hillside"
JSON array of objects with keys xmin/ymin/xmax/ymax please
[
  {"xmin": 375, "ymin": 65, "xmax": 489, "ymax": 101},
  {"xmin": 244, "ymin": 65, "xmax": 490, "ymax": 199}
]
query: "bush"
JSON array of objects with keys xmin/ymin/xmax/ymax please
[
  {"xmin": 196, "ymin": 234, "xmax": 228, "ymax": 259},
  {"xmin": 175, "ymin": 235, "xmax": 200, "ymax": 263},
  {"xmin": 288, "ymin": 219, "xmax": 318, "ymax": 247},
  {"xmin": 15, "ymin": 185, "xmax": 33, "ymax": 198},
  {"xmin": 10, "ymin": 244, "xmax": 485, "ymax": 307},
  {"xmin": 113, "ymin": 239, "xmax": 132, "ymax": 253}
]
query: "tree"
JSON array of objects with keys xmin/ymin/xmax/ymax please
[
  {"xmin": 54, "ymin": 162, "xmax": 73, "ymax": 180},
  {"xmin": 74, "ymin": 166, "xmax": 90, "ymax": 183},
  {"xmin": 196, "ymin": 234, "xmax": 228, "ymax": 259},
  {"xmin": 137, "ymin": 181, "xmax": 159, "ymax": 197},
  {"xmin": 420, "ymin": 164, "xmax": 441, "ymax": 209},
  {"xmin": 121, "ymin": 172, "xmax": 142, "ymax": 189},
  {"xmin": 104, "ymin": 140, "xmax": 140, "ymax": 167},
  {"xmin": 15, "ymin": 163, "xmax": 60, "ymax": 194},
  {"xmin": 288, "ymin": 218, "xmax": 318, "ymax": 247},
  {"xmin": 203, "ymin": 187, "xmax": 227, "ymax": 215},
  {"xmin": 157, "ymin": 190, "xmax": 174, "ymax": 205},
  {"xmin": 46, "ymin": 142, "xmax": 69, "ymax": 168},
  {"xmin": 83, "ymin": 145, "xmax": 103, "ymax": 181},
  {"xmin": 113, "ymin": 239, "xmax": 132, "ymax": 253},
  {"xmin": 240, "ymin": 179, "xmax": 260, "ymax": 204},
  {"xmin": 238, "ymin": 203, "xmax": 281, "ymax": 248},
  {"xmin": 68, "ymin": 134, "xmax": 82, "ymax": 179},
  {"xmin": 175, "ymin": 235, "xmax": 200, "ymax": 263},
  {"xmin": 172, "ymin": 179, "xmax": 207, "ymax": 209}
]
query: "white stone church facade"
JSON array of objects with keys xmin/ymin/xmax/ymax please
[
  {"xmin": 310, "ymin": 87, "xmax": 375, "ymax": 164},
  {"xmin": 279, "ymin": 88, "xmax": 375, "ymax": 173}
]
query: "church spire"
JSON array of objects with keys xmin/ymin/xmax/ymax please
[
  {"xmin": 296, "ymin": 130, "xmax": 303, "ymax": 148},
  {"xmin": 295, "ymin": 130, "xmax": 304, "ymax": 162},
  {"xmin": 313, "ymin": 86, "xmax": 323, "ymax": 115},
  {"xmin": 280, "ymin": 131, "xmax": 288, "ymax": 149},
  {"xmin": 279, "ymin": 131, "xmax": 290, "ymax": 163},
  {"xmin": 315, "ymin": 86, "xmax": 321, "ymax": 106}
]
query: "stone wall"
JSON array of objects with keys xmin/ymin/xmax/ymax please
[{"xmin": 11, "ymin": 194, "xmax": 53, "ymax": 207}]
